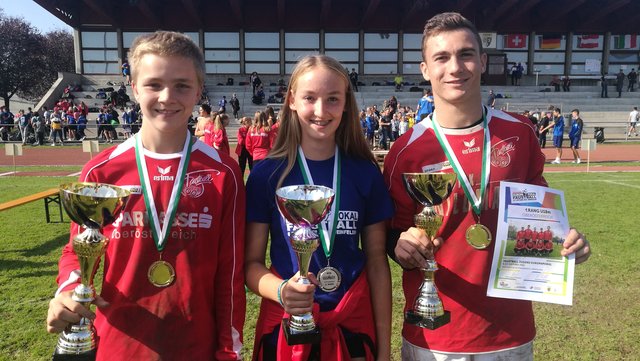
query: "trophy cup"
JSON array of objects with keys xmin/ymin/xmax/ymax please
[
  {"xmin": 275, "ymin": 185, "xmax": 335, "ymax": 345},
  {"xmin": 53, "ymin": 182, "xmax": 130, "ymax": 360},
  {"xmin": 402, "ymin": 173, "xmax": 457, "ymax": 330}
]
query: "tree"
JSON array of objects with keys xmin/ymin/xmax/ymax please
[{"xmin": 0, "ymin": 13, "xmax": 74, "ymax": 111}]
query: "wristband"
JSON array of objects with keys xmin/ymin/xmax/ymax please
[{"xmin": 277, "ymin": 278, "xmax": 289, "ymax": 307}]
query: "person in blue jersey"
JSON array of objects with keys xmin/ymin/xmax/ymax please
[
  {"xmin": 540, "ymin": 107, "xmax": 565, "ymax": 164},
  {"xmin": 414, "ymin": 88, "xmax": 434, "ymax": 123},
  {"xmin": 245, "ymin": 55, "xmax": 393, "ymax": 361},
  {"xmin": 568, "ymin": 109, "xmax": 584, "ymax": 164}
]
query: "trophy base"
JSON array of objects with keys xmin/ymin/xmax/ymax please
[
  {"xmin": 52, "ymin": 349, "xmax": 96, "ymax": 361},
  {"xmin": 282, "ymin": 318, "xmax": 321, "ymax": 345},
  {"xmin": 405, "ymin": 310, "xmax": 451, "ymax": 330}
]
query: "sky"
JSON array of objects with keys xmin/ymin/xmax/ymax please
[{"xmin": 0, "ymin": 0, "xmax": 72, "ymax": 34}]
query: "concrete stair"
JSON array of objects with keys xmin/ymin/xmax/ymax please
[{"xmin": 67, "ymin": 76, "xmax": 640, "ymax": 142}]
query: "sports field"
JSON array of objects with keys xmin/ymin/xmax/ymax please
[{"xmin": 0, "ymin": 168, "xmax": 638, "ymax": 360}]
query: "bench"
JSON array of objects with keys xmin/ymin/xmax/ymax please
[
  {"xmin": 372, "ymin": 150, "xmax": 389, "ymax": 167},
  {"xmin": 0, "ymin": 188, "xmax": 64, "ymax": 223}
]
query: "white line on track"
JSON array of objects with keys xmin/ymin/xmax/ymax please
[
  {"xmin": 603, "ymin": 180, "xmax": 640, "ymax": 190},
  {"xmin": 67, "ymin": 172, "xmax": 81, "ymax": 177},
  {"xmin": 550, "ymin": 179, "xmax": 640, "ymax": 189},
  {"xmin": 0, "ymin": 171, "xmax": 17, "ymax": 177}
]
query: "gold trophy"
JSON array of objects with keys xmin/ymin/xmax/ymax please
[
  {"xmin": 402, "ymin": 173, "xmax": 457, "ymax": 329},
  {"xmin": 275, "ymin": 185, "xmax": 335, "ymax": 345},
  {"xmin": 53, "ymin": 182, "xmax": 130, "ymax": 360}
]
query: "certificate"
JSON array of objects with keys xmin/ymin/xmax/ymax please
[{"xmin": 487, "ymin": 181, "xmax": 575, "ymax": 305}]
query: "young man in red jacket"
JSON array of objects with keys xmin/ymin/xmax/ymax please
[{"xmin": 384, "ymin": 12, "xmax": 591, "ymax": 360}]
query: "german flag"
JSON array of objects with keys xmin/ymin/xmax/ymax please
[{"xmin": 540, "ymin": 34, "xmax": 561, "ymax": 49}]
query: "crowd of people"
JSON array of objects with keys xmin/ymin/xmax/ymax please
[{"xmin": 45, "ymin": 15, "xmax": 592, "ymax": 361}]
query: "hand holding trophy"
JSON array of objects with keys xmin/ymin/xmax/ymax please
[
  {"xmin": 53, "ymin": 182, "xmax": 130, "ymax": 360},
  {"xmin": 402, "ymin": 173, "xmax": 457, "ymax": 330},
  {"xmin": 275, "ymin": 184, "xmax": 335, "ymax": 345}
]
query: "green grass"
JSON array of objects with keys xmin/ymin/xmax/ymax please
[
  {"xmin": 0, "ymin": 172, "xmax": 638, "ymax": 360},
  {"xmin": 0, "ymin": 166, "xmax": 83, "ymax": 173}
]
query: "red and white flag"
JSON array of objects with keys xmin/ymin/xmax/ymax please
[
  {"xmin": 505, "ymin": 34, "xmax": 527, "ymax": 48},
  {"xmin": 578, "ymin": 35, "xmax": 599, "ymax": 48}
]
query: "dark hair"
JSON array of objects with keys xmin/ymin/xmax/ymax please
[
  {"xmin": 422, "ymin": 12, "xmax": 483, "ymax": 61},
  {"xmin": 200, "ymin": 103, "xmax": 211, "ymax": 114},
  {"xmin": 571, "ymin": 109, "xmax": 580, "ymax": 114}
]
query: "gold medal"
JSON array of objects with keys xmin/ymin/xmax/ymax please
[
  {"xmin": 466, "ymin": 223, "xmax": 492, "ymax": 249},
  {"xmin": 148, "ymin": 260, "xmax": 175, "ymax": 287},
  {"xmin": 317, "ymin": 266, "xmax": 342, "ymax": 292}
]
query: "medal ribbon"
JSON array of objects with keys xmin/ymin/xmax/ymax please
[
  {"xmin": 296, "ymin": 145, "xmax": 341, "ymax": 259},
  {"xmin": 431, "ymin": 107, "xmax": 490, "ymax": 216},
  {"xmin": 135, "ymin": 131, "xmax": 193, "ymax": 251}
]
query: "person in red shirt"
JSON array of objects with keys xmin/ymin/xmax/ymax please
[
  {"xmin": 384, "ymin": 12, "xmax": 591, "ymax": 360},
  {"xmin": 245, "ymin": 111, "xmax": 273, "ymax": 163},
  {"xmin": 514, "ymin": 226, "xmax": 526, "ymax": 255},
  {"xmin": 46, "ymin": 31, "xmax": 246, "ymax": 360},
  {"xmin": 210, "ymin": 113, "xmax": 230, "ymax": 155},
  {"xmin": 235, "ymin": 116, "xmax": 253, "ymax": 176},
  {"xmin": 524, "ymin": 224, "xmax": 533, "ymax": 243}
]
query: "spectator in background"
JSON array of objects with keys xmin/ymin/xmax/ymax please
[
  {"xmin": 398, "ymin": 113, "xmax": 409, "ymax": 137},
  {"xmin": 250, "ymin": 71, "xmax": 261, "ymax": 95},
  {"xmin": 486, "ymin": 89, "xmax": 496, "ymax": 108},
  {"xmin": 218, "ymin": 95, "xmax": 227, "ymax": 113},
  {"xmin": 121, "ymin": 60, "xmax": 131, "ymax": 85},
  {"xmin": 245, "ymin": 111, "xmax": 272, "ymax": 163},
  {"xmin": 510, "ymin": 63, "xmax": 518, "ymax": 85},
  {"xmin": 76, "ymin": 112, "xmax": 87, "ymax": 141},
  {"xmin": 121, "ymin": 106, "xmax": 133, "ymax": 139},
  {"xmin": 194, "ymin": 103, "xmax": 213, "ymax": 141},
  {"xmin": 17, "ymin": 110, "xmax": 29, "ymax": 144},
  {"xmin": 562, "ymin": 75, "xmax": 571, "ymax": 92},
  {"xmin": 394, "ymin": 74, "xmax": 404, "ymax": 91},
  {"xmin": 350, "ymin": 68, "xmax": 359, "ymax": 91},
  {"xmin": 616, "ymin": 69, "xmax": 625, "ymax": 97},
  {"xmin": 600, "ymin": 72, "xmax": 609, "ymax": 98},
  {"xmin": 415, "ymin": 89, "xmax": 434, "ymax": 123},
  {"xmin": 50, "ymin": 112, "xmax": 64, "ymax": 146},
  {"xmin": 32, "ymin": 111, "xmax": 45, "ymax": 146},
  {"xmin": 540, "ymin": 107, "xmax": 565, "ymax": 164},
  {"xmin": 627, "ymin": 68, "xmax": 637, "ymax": 92},
  {"xmin": 235, "ymin": 116, "xmax": 253, "ymax": 176},
  {"xmin": 515, "ymin": 62, "xmax": 524, "ymax": 85},
  {"xmin": 550, "ymin": 75, "xmax": 561, "ymax": 92},
  {"xmin": 0, "ymin": 106, "xmax": 14, "ymax": 141},
  {"xmin": 568, "ymin": 109, "xmax": 584, "ymax": 164},
  {"xmin": 230, "ymin": 93, "xmax": 240, "ymax": 120},
  {"xmin": 522, "ymin": 110, "xmax": 539, "ymax": 138},
  {"xmin": 628, "ymin": 106, "xmax": 639, "ymax": 137}
]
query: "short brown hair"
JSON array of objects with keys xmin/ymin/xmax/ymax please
[
  {"xmin": 421, "ymin": 12, "xmax": 483, "ymax": 61},
  {"xmin": 127, "ymin": 31, "xmax": 204, "ymax": 86}
]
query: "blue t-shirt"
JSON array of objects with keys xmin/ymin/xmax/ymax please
[
  {"xmin": 246, "ymin": 152, "xmax": 394, "ymax": 311},
  {"xmin": 415, "ymin": 95, "xmax": 434, "ymax": 123},
  {"xmin": 569, "ymin": 118, "xmax": 582, "ymax": 140},
  {"xmin": 365, "ymin": 116, "xmax": 376, "ymax": 134},
  {"xmin": 553, "ymin": 116, "xmax": 564, "ymax": 137}
]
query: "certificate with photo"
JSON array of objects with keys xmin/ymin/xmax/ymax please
[{"xmin": 487, "ymin": 181, "xmax": 575, "ymax": 305}]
